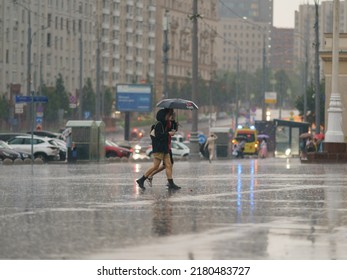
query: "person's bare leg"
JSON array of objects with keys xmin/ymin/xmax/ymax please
[
  {"xmin": 164, "ymin": 156, "xmax": 180, "ymax": 189},
  {"xmin": 136, "ymin": 157, "xmax": 162, "ymax": 189},
  {"xmin": 146, "ymin": 164, "xmax": 165, "ymax": 186}
]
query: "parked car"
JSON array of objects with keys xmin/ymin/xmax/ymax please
[
  {"xmin": 146, "ymin": 141, "xmax": 190, "ymax": 158},
  {"xmin": 105, "ymin": 139, "xmax": 132, "ymax": 158},
  {"xmin": 133, "ymin": 137, "xmax": 152, "ymax": 154},
  {"xmin": 27, "ymin": 130, "xmax": 63, "ymax": 140},
  {"xmin": 0, "ymin": 133, "xmax": 28, "ymax": 142},
  {"xmin": 0, "ymin": 140, "xmax": 33, "ymax": 161},
  {"xmin": 115, "ymin": 139, "xmax": 133, "ymax": 151},
  {"xmin": 46, "ymin": 138, "xmax": 67, "ymax": 161},
  {"xmin": 7, "ymin": 135, "xmax": 60, "ymax": 162}
]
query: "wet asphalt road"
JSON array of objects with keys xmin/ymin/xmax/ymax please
[{"xmin": 1, "ymin": 157, "xmax": 347, "ymax": 260}]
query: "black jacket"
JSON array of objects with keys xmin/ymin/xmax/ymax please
[{"xmin": 151, "ymin": 109, "xmax": 169, "ymax": 154}]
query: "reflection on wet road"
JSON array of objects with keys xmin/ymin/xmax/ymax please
[{"xmin": 1, "ymin": 158, "xmax": 347, "ymax": 259}]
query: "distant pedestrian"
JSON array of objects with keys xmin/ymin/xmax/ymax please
[
  {"xmin": 259, "ymin": 138, "xmax": 268, "ymax": 158},
  {"xmin": 204, "ymin": 133, "xmax": 218, "ymax": 163},
  {"xmin": 71, "ymin": 142, "xmax": 77, "ymax": 163},
  {"xmin": 235, "ymin": 139, "xmax": 246, "ymax": 159},
  {"xmin": 64, "ymin": 128, "xmax": 73, "ymax": 163}
]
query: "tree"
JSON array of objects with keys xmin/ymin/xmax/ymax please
[
  {"xmin": 102, "ymin": 87, "xmax": 113, "ymax": 117},
  {"xmin": 295, "ymin": 80, "xmax": 325, "ymax": 126},
  {"xmin": 0, "ymin": 95, "xmax": 9, "ymax": 122},
  {"xmin": 82, "ymin": 78, "xmax": 95, "ymax": 119},
  {"xmin": 43, "ymin": 74, "xmax": 70, "ymax": 125}
]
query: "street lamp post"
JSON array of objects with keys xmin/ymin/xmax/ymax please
[
  {"xmin": 314, "ymin": 0, "xmax": 321, "ymax": 133},
  {"xmin": 189, "ymin": 0, "xmax": 200, "ymax": 160}
]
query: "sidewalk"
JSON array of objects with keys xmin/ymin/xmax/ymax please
[{"xmin": 1, "ymin": 157, "xmax": 347, "ymax": 259}]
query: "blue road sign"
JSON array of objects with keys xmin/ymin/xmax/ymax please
[
  {"xmin": 115, "ymin": 84, "xmax": 152, "ymax": 112},
  {"xmin": 198, "ymin": 134, "xmax": 207, "ymax": 144},
  {"xmin": 15, "ymin": 96, "xmax": 32, "ymax": 103},
  {"xmin": 15, "ymin": 95, "xmax": 48, "ymax": 103},
  {"xmin": 36, "ymin": 117, "xmax": 43, "ymax": 124},
  {"xmin": 33, "ymin": 96, "xmax": 48, "ymax": 103}
]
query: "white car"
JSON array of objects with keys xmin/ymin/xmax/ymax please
[
  {"xmin": 146, "ymin": 141, "xmax": 190, "ymax": 158},
  {"xmin": 7, "ymin": 135, "xmax": 60, "ymax": 162}
]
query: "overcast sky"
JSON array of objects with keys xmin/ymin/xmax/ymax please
[{"xmin": 274, "ymin": 0, "xmax": 315, "ymax": 28}]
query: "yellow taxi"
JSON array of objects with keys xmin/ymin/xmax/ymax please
[{"xmin": 232, "ymin": 125, "xmax": 259, "ymax": 155}]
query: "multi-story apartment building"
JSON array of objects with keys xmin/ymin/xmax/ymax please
[
  {"xmin": 219, "ymin": 0, "xmax": 273, "ymax": 25},
  {"xmin": 95, "ymin": 0, "xmax": 157, "ymax": 89},
  {"xmin": 217, "ymin": 17, "xmax": 269, "ymax": 73},
  {"xmin": 154, "ymin": 0, "xmax": 218, "ymax": 100},
  {"xmin": 270, "ymin": 27, "xmax": 294, "ymax": 73},
  {"xmin": 0, "ymin": 0, "xmax": 95, "ymax": 98},
  {"xmin": 294, "ymin": 1, "xmax": 347, "ymax": 84},
  {"xmin": 216, "ymin": 0, "xmax": 272, "ymax": 74},
  {"xmin": 1, "ymin": 0, "xmax": 218, "ymax": 107}
]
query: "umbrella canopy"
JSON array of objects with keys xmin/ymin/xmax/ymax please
[
  {"xmin": 299, "ymin": 132, "xmax": 311, "ymax": 139},
  {"xmin": 156, "ymin": 98, "xmax": 199, "ymax": 110},
  {"xmin": 257, "ymin": 134, "xmax": 269, "ymax": 139}
]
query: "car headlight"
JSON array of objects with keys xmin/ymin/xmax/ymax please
[{"xmin": 134, "ymin": 144, "xmax": 141, "ymax": 152}]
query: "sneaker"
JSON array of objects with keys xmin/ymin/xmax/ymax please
[
  {"xmin": 147, "ymin": 177, "xmax": 153, "ymax": 187},
  {"xmin": 136, "ymin": 178, "xmax": 146, "ymax": 190}
]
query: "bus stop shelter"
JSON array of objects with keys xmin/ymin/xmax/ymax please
[
  {"xmin": 66, "ymin": 120, "xmax": 105, "ymax": 161},
  {"xmin": 273, "ymin": 119, "xmax": 310, "ymax": 157}
]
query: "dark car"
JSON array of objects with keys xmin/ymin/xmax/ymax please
[
  {"xmin": 105, "ymin": 139, "xmax": 132, "ymax": 158},
  {"xmin": 0, "ymin": 140, "xmax": 33, "ymax": 161}
]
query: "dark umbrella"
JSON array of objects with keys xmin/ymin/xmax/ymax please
[{"xmin": 156, "ymin": 98, "xmax": 199, "ymax": 110}]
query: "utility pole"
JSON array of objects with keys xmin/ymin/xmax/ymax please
[
  {"xmin": 96, "ymin": 41, "xmax": 101, "ymax": 120},
  {"xmin": 95, "ymin": 4, "xmax": 101, "ymax": 120},
  {"xmin": 190, "ymin": 0, "xmax": 200, "ymax": 159},
  {"xmin": 314, "ymin": 1, "xmax": 320, "ymax": 133},
  {"xmin": 261, "ymin": 33, "xmax": 267, "ymax": 121},
  {"xmin": 163, "ymin": 9, "xmax": 170, "ymax": 99},
  {"xmin": 79, "ymin": 29, "xmax": 83, "ymax": 120},
  {"xmin": 26, "ymin": 4, "xmax": 32, "ymax": 129},
  {"xmin": 235, "ymin": 48, "xmax": 240, "ymax": 127},
  {"xmin": 26, "ymin": 2, "xmax": 35, "ymax": 161},
  {"xmin": 303, "ymin": 15, "xmax": 310, "ymax": 122}
]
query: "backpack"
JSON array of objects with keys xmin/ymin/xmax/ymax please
[{"xmin": 150, "ymin": 121, "xmax": 164, "ymax": 138}]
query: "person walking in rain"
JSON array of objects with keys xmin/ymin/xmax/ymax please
[
  {"xmin": 259, "ymin": 138, "xmax": 268, "ymax": 158},
  {"xmin": 136, "ymin": 109, "xmax": 181, "ymax": 190},
  {"xmin": 146, "ymin": 110, "xmax": 178, "ymax": 187},
  {"xmin": 204, "ymin": 133, "xmax": 218, "ymax": 163}
]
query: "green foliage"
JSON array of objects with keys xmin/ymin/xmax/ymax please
[
  {"xmin": 82, "ymin": 78, "xmax": 95, "ymax": 118},
  {"xmin": 103, "ymin": 87, "xmax": 113, "ymax": 117},
  {"xmin": 0, "ymin": 95, "xmax": 9, "ymax": 120},
  {"xmin": 295, "ymin": 80, "xmax": 325, "ymax": 126},
  {"xmin": 42, "ymin": 73, "xmax": 70, "ymax": 123}
]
